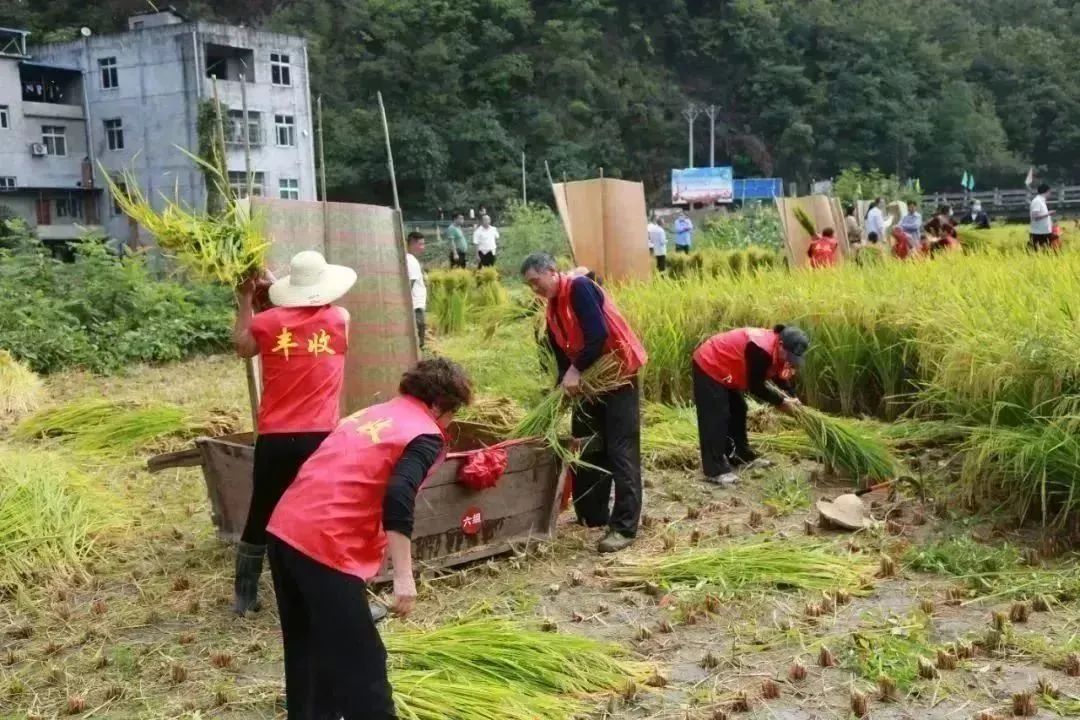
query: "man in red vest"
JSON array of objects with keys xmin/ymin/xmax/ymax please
[
  {"xmin": 692, "ymin": 325, "xmax": 809, "ymax": 486},
  {"xmin": 521, "ymin": 252, "xmax": 648, "ymax": 554},
  {"xmin": 265, "ymin": 358, "xmax": 472, "ymax": 719},
  {"xmin": 231, "ymin": 250, "xmax": 357, "ymax": 616}
]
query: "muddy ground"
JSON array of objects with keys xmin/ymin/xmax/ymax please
[{"xmin": 2, "ymin": 355, "xmax": 1078, "ymax": 719}]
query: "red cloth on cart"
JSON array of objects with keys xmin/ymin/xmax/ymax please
[{"xmin": 457, "ymin": 447, "xmax": 509, "ymax": 490}]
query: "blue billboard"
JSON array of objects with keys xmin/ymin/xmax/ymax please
[{"xmin": 672, "ymin": 166, "xmax": 734, "ymax": 204}]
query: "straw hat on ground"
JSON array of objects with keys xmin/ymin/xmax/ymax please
[
  {"xmin": 816, "ymin": 494, "xmax": 869, "ymax": 531},
  {"xmin": 269, "ymin": 251, "xmax": 357, "ymax": 308}
]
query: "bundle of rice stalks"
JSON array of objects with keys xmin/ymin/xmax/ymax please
[
  {"xmin": 104, "ymin": 163, "xmax": 267, "ymax": 285},
  {"xmin": 472, "ymin": 268, "xmax": 509, "ymax": 308},
  {"xmin": 609, "ymin": 540, "xmax": 875, "ymax": 595},
  {"xmin": 15, "ymin": 399, "xmax": 236, "ymax": 457},
  {"xmin": 393, "ymin": 671, "xmax": 582, "ymax": 720},
  {"xmin": 453, "ymin": 396, "xmax": 525, "ymax": 438},
  {"xmin": 384, "ymin": 617, "xmax": 644, "ymax": 695},
  {"xmin": 0, "ymin": 350, "xmax": 43, "ymax": 420},
  {"xmin": 428, "ymin": 269, "xmax": 473, "ymax": 334},
  {"xmin": 788, "ymin": 403, "xmax": 897, "ymax": 482},
  {"xmin": 793, "ymin": 207, "xmax": 817, "ymax": 238},
  {"xmin": 0, "ymin": 446, "xmax": 119, "ymax": 590},
  {"xmin": 511, "ymin": 355, "xmax": 627, "ymax": 466}
]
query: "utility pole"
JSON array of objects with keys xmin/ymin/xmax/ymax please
[
  {"xmin": 682, "ymin": 103, "xmax": 700, "ymax": 168},
  {"xmin": 239, "ymin": 72, "xmax": 252, "ymax": 197},
  {"xmin": 521, "ymin": 151, "xmax": 527, "ymax": 205},
  {"xmin": 704, "ymin": 104, "xmax": 718, "ymax": 168}
]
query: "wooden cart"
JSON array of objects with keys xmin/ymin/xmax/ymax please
[{"xmin": 148, "ymin": 425, "xmax": 565, "ymax": 578}]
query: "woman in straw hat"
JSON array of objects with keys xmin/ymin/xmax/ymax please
[{"xmin": 231, "ymin": 250, "xmax": 357, "ymax": 616}]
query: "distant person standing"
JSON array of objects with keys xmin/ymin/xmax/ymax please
[
  {"xmin": 445, "ymin": 214, "xmax": 468, "ymax": 268},
  {"xmin": 1030, "ymin": 184, "xmax": 1055, "ymax": 251},
  {"xmin": 473, "ymin": 214, "xmax": 499, "ymax": 268},
  {"xmin": 899, "ymin": 201, "xmax": 923, "ymax": 251},
  {"xmin": 865, "ymin": 198, "xmax": 885, "ymax": 244},
  {"xmin": 844, "ymin": 204, "xmax": 860, "ymax": 243},
  {"xmin": 647, "ymin": 217, "xmax": 668, "ymax": 271},
  {"xmin": 674, "ymin": 211, "xmax": 694, "ymax": 253},
  {"xmin": 405, "ymin": 232, "xmax": 427, "ymax": 350}
]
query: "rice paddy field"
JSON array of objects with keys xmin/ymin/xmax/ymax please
[{"xmin": 4, "ymin": 230, "xmax": 1080, "ymax": 719}]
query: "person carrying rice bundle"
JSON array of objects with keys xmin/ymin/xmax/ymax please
[
  {"xmin": 692, "ymin": 325, "xmax": 809, "ymax": 486},
  {"xmin": 521, "ymin": 252, "xmax": 647, "ymax": 554},
  {"xmin": 231, "ymin": 250, "xmax": 356, "ymax": 616},
  {"xmin": 806, "ymin": 227, "xmax": 839, "ymax": 268},
  {"xmin": 265, "ymin": 359, "xmax": 472, "ymax": 719}
]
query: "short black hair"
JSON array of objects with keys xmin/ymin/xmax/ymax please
[
  {"xmin": 1037, "ymin": 183, "xmax": 1051, "ymax": 194},
  {"xmin": 399, "ymin": 358, "xmax": 473, "ymax": 414},
  {"xmin": 822, "ymin": 227, "xmax": 835, "ymax": 238},
  {"xmin": 867, "ymin": 232, "xmax": 880, "ymax": 244},
  {"xmin": 406, "ymin": 231, "xmax": 425, "ymax": 245},
  {"xmin": 520, "ymin": 251, "xmax": 557, "ymax": 276}
]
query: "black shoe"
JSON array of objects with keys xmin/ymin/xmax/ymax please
[
  {"xmin": 233, "ymin": 541, "xmax": 265, "ymax": 616},
  {"xmin": 730, "ymin": 448, "xmax": 759, "ymax": 467}
]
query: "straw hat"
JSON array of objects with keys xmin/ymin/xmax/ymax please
[
  {"xmin": 268, "ymin": 251, "xmax": 357, "ymax": 308},
  {"xmin": 816, "ymin": 494, "xmax": 869, "ymax": 531}
]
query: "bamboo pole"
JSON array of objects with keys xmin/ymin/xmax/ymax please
[{"xmin": 377, "ymin": 91, "xmax": 405, "ymax": 238}]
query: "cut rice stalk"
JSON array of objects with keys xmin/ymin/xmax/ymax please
[
  {"xmin": 0, "ymin": 350, "xmax": 43, "ymax": 420},
  {"xmin": 786, "ymin": 401, "xmax": 897, "ymax": 482}
]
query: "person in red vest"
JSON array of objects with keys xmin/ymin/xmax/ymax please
[
  {"xmin": 807, "ymin": 227, "xmax": 839, "ymax": 268},
  {"xmin": 692, "ymin": 325, "xmax": 809, "ymax": 485},
  {"xmin": 265, "ymin": 359, "xmax": 472, "ymax": 719},
  {"xmin": 520, "ymin": 252, "xmax": 648, "ymax": 554},
  {"xmin": 230, "ymin": 250, "xmax": 357, "ymax": 616}
]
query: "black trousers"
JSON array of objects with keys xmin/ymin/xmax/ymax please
[
  {"xmin": 655, "ymin": 254, "xmax": 667, "ymax": 272},
  {"xmin": 267, "ymin": 538, "xmax": 396, "ymax": 720},
  {"xmin": 571, "ymin": 381, "xmax": 642, "ymax": 536},
  {"xmin": 1030, "ymin": 233, "xmax": 1054, "ymax": 251},
  {"xmin": 478, "ymin": 251, "xmax": 496, "ymax": 267},
  {"xmin": 448, "ymin": 251, "xmax": 467, "ymax": 269},
  {"xmin": 692, "ymin": 362, "xmax": 750, "ymax": 477},
  {"xmin": 240, "ymin": 432, "xmax": 329, "ymax": 545},
  {"xmin": 675, "ymin": 245, "xmax": 691, "ymax": 254},
  {"xmin": 414, "ymin": 308, "xmax": 426, "ymax": 349}
]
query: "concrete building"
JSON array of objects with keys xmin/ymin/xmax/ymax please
[{"xmin": 0, "ymin": 7, "xmax": 316, "ymax": 247}]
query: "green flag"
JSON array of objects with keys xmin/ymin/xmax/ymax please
[
  {"xmin": 961, "ymin": 171, "xmax": 969, "ymax": 189},
  {"xmin": 967, "ymin": 173, "xmax": 975, "ymax": 191}
]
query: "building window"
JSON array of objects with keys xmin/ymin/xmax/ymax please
[
  {"xmin": 0, "ymin": 105, "xmax": 8, "ymax": 129},
  {"xmin": 270, "ymin": 52, "xmax": 291, "ymax": 86},
  {"xmin": 274, "ymin": 114, "xmax": 296, "ymax": 147},
  {"xmin": 226, "ymin": 109, "xmax": 263, "ymax": 146},
  {"xmin": 42, "ymin": 125, "xmax": 67, "ymax": 156},
  {"xmin": 56, "ymin": 196, "xmax": 83, "ymax": 219},
  {"xmin": 0, "ymin": 177, "xmax": 16, "ymax": 191},
  {"xmin": 104, "ymin": 118, "xmax": 124, "ymax": 151},
  {"xmin": 111, "ymin": 181, "xmax": 126, "ymax": 215},
  {"xmin": 228, "ymin": 171, "xmax": 265, "ymax": 198},
  {"xmin": 279, "ymin": 178, "xmax": 299, "ymax": 200},
  {"xmin": 99, "ymin": 57, "xmax": 118, "ymax": 89}
]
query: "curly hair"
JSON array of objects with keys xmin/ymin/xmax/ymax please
[{"xmin": 399, "ymin": 358, "xmax": 473, "ymax": 414}]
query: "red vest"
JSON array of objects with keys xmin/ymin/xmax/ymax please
[
  {"xmin": 266, "ymin": 395, "xmax": 446, "ymax": 580},
  {"xmin": 808, "ymin": 237, "xmax": 838, "ymax": 268},
  {"xmin": 546, "ymin": 275, "xmax": 647, "ymax": 377},
  {"xmin": 693, "ymin": 327, "xmax": 789, "ymax": 391},
  {"xmin": 249, "ymin": 305, "xmax": 348, "ymax": 434}
]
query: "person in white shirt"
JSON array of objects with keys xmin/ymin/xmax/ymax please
[
  {"xmin": 405, "ymin": 232, "xmax": 427, "ymax": 349},
  {"xmin": 1029, "ymin": 183, "xmax": 1055, "ymax": 250},
  {"xmin": 647, "ymin": 218, "xmax": 668, "ymax": 272},
  {"xmin": 472, "ymin": 214, "xmax": 500, "ymax": 268},
  {"xmin": 864, "ymin": 198, "xmax": 885, "ymax": 244}
]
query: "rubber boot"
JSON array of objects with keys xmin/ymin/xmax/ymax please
[{"xmin": 233, "ymin": 541, "xmax": 265, "ymax": 616}]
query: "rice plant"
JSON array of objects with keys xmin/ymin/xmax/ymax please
[
  {"xmin": 0, "ymin": 350, "xmax": 43, "ymax": 420},
  {"xmin": 0, "ymin": 446, "xmax": 119, "ymax": 590},
  {"xmin": 788, "ymin": 403, "xmax": 897, "ymax": 482},
  {"xmin": 609, "ymin": 539, "xmax": 875, "ymax": 595},
  {"xmin": 103, "ymin": 160, "xmax": 267, "ymax": 285},
  {"xmin": 15, "ymin": 399, "xmax": 236, "ymax": 457},
  {"xmin": 393, "ymin": 671, "xmax": 583, "ymax": 720}
]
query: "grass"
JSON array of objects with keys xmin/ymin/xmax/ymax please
[
  {"xmin": 762, "ymin": 473, "xmax": 812, "ymax": 515},
  {"xmin": 609, "ymin": 539, "xmax": 875, "ymax": 595},
  {"xmin": 843, "ymin": 612, "xmax": 935, "ymax": 691},
  {"xmin": 0, "ymin": 445, "xmax": 120, "ymax": 590}
]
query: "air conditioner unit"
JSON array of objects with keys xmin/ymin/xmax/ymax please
[{"xmin": 29, "ymin": 143, "xmax": 47, "ymax": 156}]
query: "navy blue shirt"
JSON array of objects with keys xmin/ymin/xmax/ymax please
[{"xmin": 547, "ymin": 276, "xmax": 608, "ymax": 382}]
